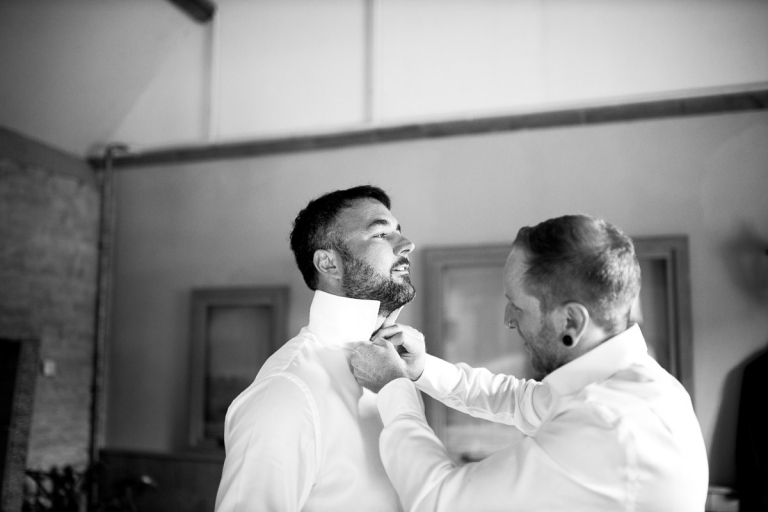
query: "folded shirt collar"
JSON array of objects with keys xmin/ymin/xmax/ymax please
[
  {"xmin": 307, "ymin": 290, "xmax": 381, "ymax": 346},
  {"xmin": 543, "ymin": 323, "xmax": 648, "ymax": 397}
]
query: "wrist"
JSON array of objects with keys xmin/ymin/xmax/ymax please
[
  {"xmin": 389, "ymin": 366, "xmax": 408, "ymax": 382},
  {"xmin": 408, "ymin": 358, "xmax": 427, "ymax": 381}
]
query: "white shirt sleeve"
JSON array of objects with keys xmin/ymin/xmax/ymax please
[
  {"xmin": 414, "ymin": 355, "xmax": 549, "ymax": 435},
  {"xmin": 376, "ymin": 379, "xmax": 621, "ymax": 512},
  {"xmin": 215, "ymin": 374, "xmax": 319, "ymax": 512},
  {"xmin": 378, "ymin": 336, "xmax": 709, "ymax": 512}
]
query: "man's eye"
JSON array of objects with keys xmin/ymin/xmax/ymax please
[{"xmin": 374, "ymin": 232, "xmax": 387, "ymax": 238}]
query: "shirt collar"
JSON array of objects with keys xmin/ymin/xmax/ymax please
[
  {"xmin": 307, "ymin": 290, "xmax": 381, "ymax": 347},
  {"xmin": 543, "ymin": 323, "xmax": 648, "ymax": 397}
]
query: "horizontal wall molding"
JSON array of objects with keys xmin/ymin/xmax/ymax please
[
  {"xmin": 98, "ymin": 84, "xmax": 768, "ymax": 170},
  {"xmin": 101, "ymin": 448, "xmax": 224, "ymax": 464}
]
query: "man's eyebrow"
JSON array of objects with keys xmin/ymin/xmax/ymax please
[{"xmin": 365, "ymin": 218, "xmax": 401, "ymax": 232}]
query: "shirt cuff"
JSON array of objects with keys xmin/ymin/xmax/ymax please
[
  {"xmin": 377, "ymin": 378, "xmax": 422, "ymax": 427},
  {"xmin": 414, "ymin": 354, "xmax": 459, "ymax": 396}
]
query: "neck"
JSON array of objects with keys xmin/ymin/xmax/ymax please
[
  {"xmin": 555, "ymin": 326, "xmax": 605, "ymax": 369},
  {"xmin": 316, "ymin": 279, "xmax": 343, "ymax": 297}
]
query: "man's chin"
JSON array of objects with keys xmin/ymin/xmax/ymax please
[
  {"xmin": 380, "ymin": 285, "xmax": 416, "ymax": 314},
  {"xmin": 392, "ymin": 272, "xmax": 412, "ymax": 283},
  {"xmin": 402, "ymin": 282, "xmax": 416, "ymax": 303}
]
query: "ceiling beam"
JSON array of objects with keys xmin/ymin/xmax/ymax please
[
  {"xmin": 89, "ymin": 84, "xmax": 768, "ymax": 170},
  {"xmin": 167, "ymin": 0, "xmax": 216, "ymax": 23}
]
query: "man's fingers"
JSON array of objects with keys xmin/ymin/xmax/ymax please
[
  {"xmin": 368, "ymin": 337, "xmax": 403, "ymax": 361},
  {"xmin": 374, "ymin": 325, "xmax": 424, "ymax": 352},
  {"xmin": 399, "ymin": 332, "xmax": 424, "ymax": 353},
  {"xmin": 371, "ymin": 337, "xmax": 389, "ymax": 348},
  {"xmin": 357, "ymin": 337, "xmax": 396, "ymax": 358},
  {"xmin": 374, "ymin": 324, "xmax": 403, "ymax": 341}
]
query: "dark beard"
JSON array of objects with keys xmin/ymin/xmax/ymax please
[
  {"xmin": 340, "ymin": 254, "xmax": 416, "ymax": 316},
  {"xmin": 526, "ymin": 317, "xmax": 562, "ymax": 379}
]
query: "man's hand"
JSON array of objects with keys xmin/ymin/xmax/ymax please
[
  {"xmin": 352, "ymin": 338, "xmax": 408, "ymax": 393},
  {"xmin": 372, "ymin": 309, "xmax": 427, "ymax": 381}
]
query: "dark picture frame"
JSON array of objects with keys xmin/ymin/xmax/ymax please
[
  {"xmin": 188, "ymin": 286, "xmax": 289, "ymax": 450},
  {"xmin": 631, "ymin": 236, "xmax": 693, "ymax": 398}
]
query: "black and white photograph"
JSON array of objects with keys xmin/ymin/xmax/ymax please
[{"xmin": 1, "ymin": 1, "xmax": 767, "ymax": 511}]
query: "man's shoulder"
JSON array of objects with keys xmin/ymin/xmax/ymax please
[
  {"xmin": 226, "ymin": 327, "xmax": 344, "ymax": 421},
  {"xmin": 599, "ymin": 356, "xmax": 689, "ymax": 403},
  {"xmin": 258, "ymin": 327, "xmax": 314, "ymax": 375},
  {"xmin": 252, "ymin": 327, "xmax": 334, "ymax": 391},
  {"xmin": 541, "ymin": 362, "xmax": 698, "ymax": 445},
  {"xmin": 552, "ymin": 358, "xmax": 693, "ymax": 427},
  {"xmin": 229, "ymin": 333, "xmax": 319, "ymax": 419}
]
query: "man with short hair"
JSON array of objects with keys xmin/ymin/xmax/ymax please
[
  {"xmin": 215, "ymin": 185, "xmax": 414, "ymax": 511},
  {"xmin": 352, "ymin": 214, "xmax": 709, "ymax": 511}
]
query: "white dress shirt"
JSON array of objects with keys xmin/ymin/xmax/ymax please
[
  {"xmin": 215, "ymin": 291, "xmax": 402, "ymax": 512},
  {"xmin": 377, "ymin": 324, "xmax": 709, "ymax": 512}
]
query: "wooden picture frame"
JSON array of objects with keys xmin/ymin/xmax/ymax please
[
  {"xmin": 188, "ymin": 287, "xmax": 289, "ymax": 450},
  {"xmin": 422, "ymin": 236, "xmax": 692, "ymax": 462}
]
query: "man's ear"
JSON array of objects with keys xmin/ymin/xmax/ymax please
[
  {"xmin": 563, "ymin": 302, "xmax": 590, "ymax": 348},
  {"xmin": 313, "ymin": 249, "xmax": 342, "ymax": 282}
]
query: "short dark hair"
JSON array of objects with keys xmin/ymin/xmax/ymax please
[
  {"xmin": 513, "ymin": 214, "xmax": 641, "ymax": 334},
  {"xmin": 289, "ymin": 185, "xmax": 392, "ymax": 290}
]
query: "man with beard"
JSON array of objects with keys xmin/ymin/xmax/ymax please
[
  {"xmin": 352, "ymin": 214, "xmax": 709, "ymax": 511},
  {"xmin": 215, "ymin": 185, "xmax": 415, "ymax": 512}
]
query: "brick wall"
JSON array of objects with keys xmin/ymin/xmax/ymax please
[{"xmin": 0, "ymin": 128, "xmax": 100, "ymax": 469}]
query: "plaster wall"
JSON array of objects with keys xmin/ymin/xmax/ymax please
[{"xmin": 1, "ymin": 0, "xmax": 767, "ymax": 155}]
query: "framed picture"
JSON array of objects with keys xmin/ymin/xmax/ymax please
[
  {"xmin": 422, "ymin": 236, "xmax": 692, "ymax": 462},
  {"xmin": 188, "ymin": 286, "xmax": 289, "ymax": 450},
  {"xmin": 423, "ymin": 244, "xmax": 525, "ymax": 463},
  {"xmin": 631, "ymin": 236, "xmax": 693, "ymax": 398}
]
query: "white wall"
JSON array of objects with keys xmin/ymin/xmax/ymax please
[
  {"xmin": 170, "ymin": 0, "xmax": 768, "ymax": 145},
  {"xmin": 110, "ymin": 109, "xmax": 768, "ymax": 486},
  {"xmin": 2, "ymin": 0, "xmax": 767, "ymax": 155}
]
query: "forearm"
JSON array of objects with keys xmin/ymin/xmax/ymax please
[
  {"xmin": 377, "ymin": 379, "xmax": 539, "ymax": 512},
  {"xmin": 377, "ymin": 379, "xmax": 459, "ymax": 512},
  {"xmin": 414, "ymin": 355, "xmax": 546, "ymax": 434}
]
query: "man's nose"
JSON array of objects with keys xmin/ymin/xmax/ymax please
[{"xmin": 396, "ymin": 235, "xmax": 415, "ymax": 255}]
